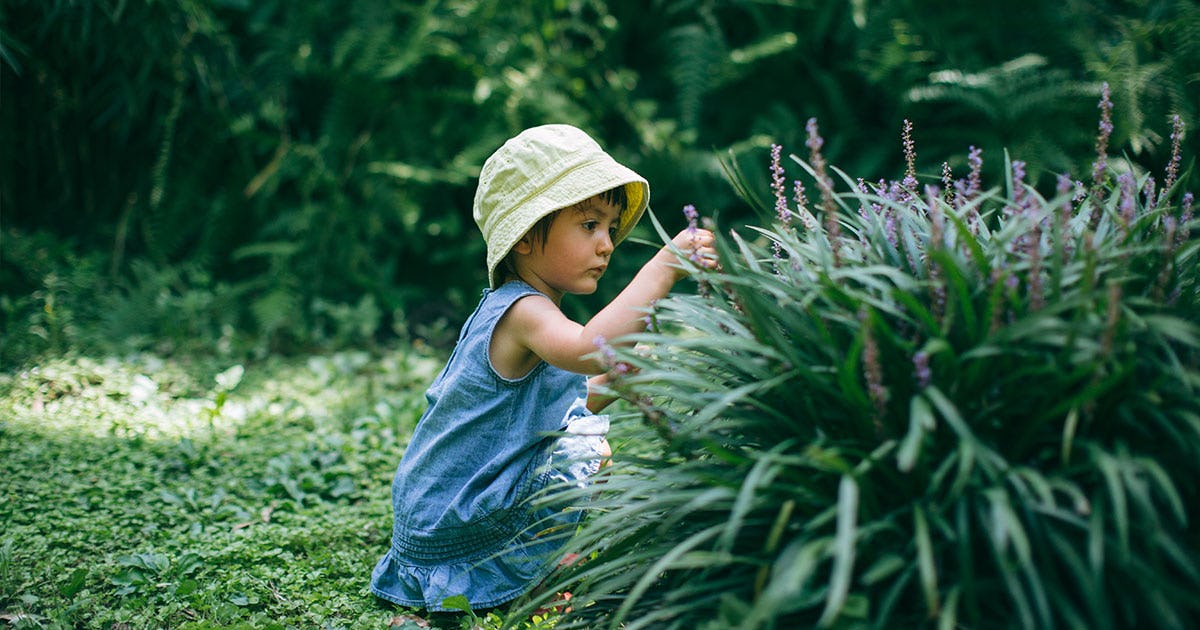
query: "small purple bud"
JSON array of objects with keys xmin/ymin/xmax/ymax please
[
  {"xmin": 683, "ymin": 204, "xmax": 699, "ymax": 231},
  {"xmin": 913, "ymin": 351, "xmax": 931, "ymax": 389}
]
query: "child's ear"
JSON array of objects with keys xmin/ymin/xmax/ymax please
[{"xmin": 513, "ymin": 235, "xmax": 533, "ymax": 255}]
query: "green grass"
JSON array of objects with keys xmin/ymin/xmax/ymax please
[{"xmin": 0, "ymin": 348, "xmax": 557, "ymax": 629}]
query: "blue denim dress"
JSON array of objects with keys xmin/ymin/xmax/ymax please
[{"xmin": 370, "ymin": 281, "xmax": 609, "ymax": 611}]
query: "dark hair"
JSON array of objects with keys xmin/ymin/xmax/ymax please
[
  {"xmin": 498, "ymin": 184, "xmax": 628, "ymax": 282},
  {"xmin": 526, "ymin": 184, "xmax": 628, "ymax": 247}
]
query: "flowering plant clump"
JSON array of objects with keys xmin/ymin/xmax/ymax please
[{"xmin": 522, "ymin": 87, "xmax": 1200, "ymax": 628}]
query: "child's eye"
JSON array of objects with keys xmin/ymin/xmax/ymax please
[{"xmin": 582, "ymin": 220, "xmax": 598, "ymax": 231}]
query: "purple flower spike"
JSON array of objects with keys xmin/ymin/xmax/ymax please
[
  {"xmin": 1118, "ymin": 172, "xmax": 1137, "ymax": 225},
  {"xmin": 805, "ymin": 118, "xmax": 824, "ymax": 155},
  {"xmin": 793, "ymin": 179, "xmax": 818, "ymax": 232},
  {"xmin": 1011, "ymin": 160, "xmax": 1029, "ymax": 215},
  {"xmin": 965, "ymin": 146, "xmax": 983, "ymax": 200},
  {"xmin": 941, "ymin": 162, "xmax": 954, "ymax": 205},
  {"xmin": 1056, "ymin": 173, "xmax": 1073, "ymax": 196},
  {"xmin": 859, "ymin": 308, "xmax": 888, "ymax": 426},
  {"xmin": 1180, "ymin": 192, "xmax": 1193, "ymax": 246},
  {"xmin": 1165, "ymin": 115, "xmax": 1185, "ymax": 192},
  {"xmin": 683, "ymin": 204, "xmax": 699, "ymax": 234},
  {"xmin": 806, "ymin": 117, "xmax": 840, "ymax": 265},
  {"xmin": 683, "ymin": 205, "xmax": 702, "ymax": 263},
  {"xmin": 1092, "ymin": 82, "xmax": 1114, "ymax": 189},
  {"xmin": 643, "ymin": 300, "xmax": 659, "ymax": 332},
  {"xmin": 593, "ymin": 334, "xmax": 618, "ymax": 366},
  {"xmin": 902, "ymin": 119, "xmax": 918, "ymax": 190},
  {"xmin": 770, "ymin": 144, "xmax": 791, "ymax": 225}
]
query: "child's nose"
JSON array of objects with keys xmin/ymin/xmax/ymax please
[{"xmin": 597, "ymin": 232, "xmax": 614, "ymax": 255}]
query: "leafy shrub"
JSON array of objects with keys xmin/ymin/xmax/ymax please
[{"xmin": 537, "ymin": 91, "xmax": 1200, "ymax": 628}]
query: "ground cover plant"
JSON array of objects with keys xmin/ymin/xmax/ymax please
[
  {"xmin": 531, "ymin": 87, "xmax": 1200, "ymax": 628},
  {"xmin": 0, "ymin": 348, "xmax": 565, "ymax": 628}
]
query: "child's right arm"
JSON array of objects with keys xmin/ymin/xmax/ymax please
[{"xmin": 498, "ymin": 228, "xmax": 718, "ymax": 376}]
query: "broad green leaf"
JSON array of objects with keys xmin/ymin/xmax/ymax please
[{"xmin": 440, "ymin": 594, "xmax": 473, "ymax": 614}]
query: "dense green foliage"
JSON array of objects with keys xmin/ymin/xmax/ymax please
[
  {"xmin": 3, "ymin": 0, "xmax": 1198, "ymax": 363},
  {"xmin": 4, "ymin": 2, "xmax": 1200, "ymax": 628},
  {"xmin": 532, "ymin": 103, "xmax": 1200, "ymax": 627}
]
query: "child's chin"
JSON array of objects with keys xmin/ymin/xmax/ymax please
[{"xmin": 570, "ymin": 282, "xmax": 599, "ymax": 296}]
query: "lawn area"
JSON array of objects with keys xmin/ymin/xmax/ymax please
[{"xmin": 0, "ymin": 346, "xmax": 541, "ymax": 629}]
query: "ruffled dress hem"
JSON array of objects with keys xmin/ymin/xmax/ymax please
[{"xmin": 370, "ymin": 398, "xmax": 608, "ymax": 611}]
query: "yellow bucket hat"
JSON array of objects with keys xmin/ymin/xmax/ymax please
[{"xmin": 473, "ymin": 124, "xmax": 650, "ymax": 288}]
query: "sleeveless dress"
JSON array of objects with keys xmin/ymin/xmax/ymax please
[{"xmin": 370, "ymin": 281, "xmax": 609, "ymax": 611}]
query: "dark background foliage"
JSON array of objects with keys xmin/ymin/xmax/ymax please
[{"xmin": 2, "ymin": 0, "xmax": 1197, "ymax": 362}]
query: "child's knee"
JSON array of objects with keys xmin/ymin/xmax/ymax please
[{"xmin": 598, "ymin": 438, "xmax": 612, "ymax": 467}]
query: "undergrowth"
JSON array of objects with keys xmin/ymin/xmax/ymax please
[{"xmin": 0, "ymin": 347, "xmax": 557, "ymax": 629}]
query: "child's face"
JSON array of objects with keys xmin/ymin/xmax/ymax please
[{"xmin": 513, "ymin": 196, "xmax": 622, "ymax": 302}]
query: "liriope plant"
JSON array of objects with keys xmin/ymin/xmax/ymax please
[{"xmin": 516, "ymin": 86, "xmax": 1200, "ymax": 629}]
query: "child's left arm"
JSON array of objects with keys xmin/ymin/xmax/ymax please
[{"xmin": 509, "ymin": 227, "xmax": 718, "ymax": 376}]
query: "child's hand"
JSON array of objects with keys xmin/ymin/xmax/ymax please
[{"xmin": 657, "ymin": 227, "xmax": 719, "ymax": 279}]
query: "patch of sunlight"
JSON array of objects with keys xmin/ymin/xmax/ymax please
[
  {"xmin": 3, "ymin": 354, "xmax": 236, "ymax": 441},
  {"xmin": 1, "ymin": 347, "xmax": 444, "ymax": 444}
]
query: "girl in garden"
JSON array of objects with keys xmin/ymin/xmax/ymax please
[{"xmin": 369, "ymin": 124, "xmax": 718, "ymax": 612}]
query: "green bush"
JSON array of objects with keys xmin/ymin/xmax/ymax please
[{"xmin": 534, "ymin": 91, "xmax": 1200, "ymax": 628}]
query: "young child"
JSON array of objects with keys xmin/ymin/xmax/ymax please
[{"xmin": 369, "ymin": 124, "xmax": 717, "ymax": 612}]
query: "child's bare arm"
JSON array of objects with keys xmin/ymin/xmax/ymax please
[{"xmin": 506, "ymin": 228, "xmax": 717, "ymax": 375}]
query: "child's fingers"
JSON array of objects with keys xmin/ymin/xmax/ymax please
[{"xmin": 686, "ymin": 230, "xmax": 719, "ymax": 269}]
